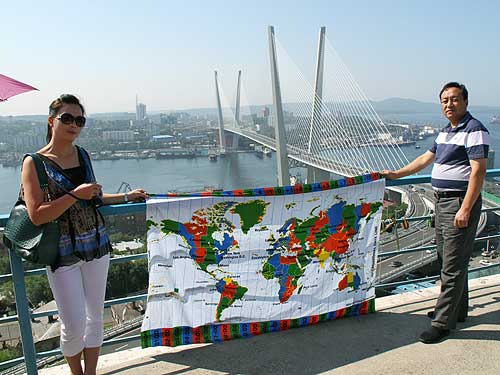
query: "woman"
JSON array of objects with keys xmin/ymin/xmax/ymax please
[{"xmin": 21, "ymin": 94, "xmax": 147, "ymax": 375}]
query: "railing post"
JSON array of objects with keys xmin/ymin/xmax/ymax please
[{"xmin": 9, "ymin": 250, "xmax": 38, "ymax": 375}]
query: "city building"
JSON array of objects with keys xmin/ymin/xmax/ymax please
[
  {"xmin": 152, "ymin": 135, "xmax": 176, "ymax": 143},
  {"xmin": 136, "ymin": 95, "xmax": 147, "ymax": 121},
  {"xmin": 263, "ymin": 107, "xmax": 270, "ymax": 119},
  {"xmin": 102, "ymin": 130, "xmax": 135, "ymax": 142},
  {"xmin": 14, "ymin": 134, "xmax": 45, "ymax": 148},
  {"xmin": 488, "ymin": 149, "xmax": 496, "ymax": 169}
]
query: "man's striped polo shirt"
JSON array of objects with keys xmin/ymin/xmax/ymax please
[{"xmin": 429, "ymin": 112, "xmax": 490, "ymax": 191}]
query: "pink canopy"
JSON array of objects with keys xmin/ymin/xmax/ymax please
[{"xmin": 0, "ymin": 73, "xmax": 38, "ymax": 102}]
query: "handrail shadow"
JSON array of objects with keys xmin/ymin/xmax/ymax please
[
  {"xmin": 99, "ymin": 304, "xmax": 500, "ymax": 375},
  {"xmin": 104, "ymin": 312, "xmax": 427, "ymax": 375}
]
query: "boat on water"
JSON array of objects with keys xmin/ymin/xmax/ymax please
[
  {"xmin": 155, "ymin": 149, "xmax": 198, "ymax": 159},
  {"xmin": 263, "ymin": 147, "xmax": 272, "ymax": 157},
  {"xmin": 490, "ymin": 115, "xmax": 500, "ymax": 125},
  {"xmin": 289, "ymin": 174, "xmax": 303, "ymax": 186},
  {"xmin": 415, "ymin": 145, "xmax": 421, "ymax": 149},
  {"xmin": 208, "ymin": 150, "xmax": 218, "ymax": 161}
]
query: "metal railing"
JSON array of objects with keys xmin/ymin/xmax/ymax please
[{"xmin": 1, "ymin": 170, "xmax": 500, "ymax": 374}]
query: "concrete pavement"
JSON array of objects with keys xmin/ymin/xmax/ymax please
[{"xmin": 40, "ymin": 274, "xmax": 500, "ymax": 375}]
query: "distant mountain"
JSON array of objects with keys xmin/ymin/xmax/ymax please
[
  {"xmin": 150, "ymin": 107, "xmax": 219, "ymax": 116},
  {"xmin": 0, "ymin": 114, "xmax": 47, "ymax": 122},
  {"xmin": 372, "ymin": 97, "xmax": 500, "ymax": 114},
  {"xmin": 2, "ymin": 98, "xmax": 499, "ymax": 120},
  {"xmin": 173, "ymin": 98, "xmax": 500, "ymax": 118},
  {"xmin": 372, "ymin": 98, "xmax": 438, "ymax": 113},
  {"xmin": 90, "ymin": 112, "xmax": 134, "ymax": 119}
]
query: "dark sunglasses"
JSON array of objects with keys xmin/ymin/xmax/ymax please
[{"xmin": 55, "ymin": 113, "xmax": 86, "ymax": 128}]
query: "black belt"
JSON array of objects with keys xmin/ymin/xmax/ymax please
[{"xmin": 434, "ymin": 190, "xmax": 466, "ymax": 199}]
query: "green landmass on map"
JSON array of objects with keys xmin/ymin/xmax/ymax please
[
  {"xmin": 231, "ymin": 200, "xmax": 270, "ymax": 234},
  {"xmin": 215, "ymin": 277, "xmax": 248, "ymax": 321},
  {"xmin": 261, "ymin": 200, "xmax": 382, "ymax": 303}
]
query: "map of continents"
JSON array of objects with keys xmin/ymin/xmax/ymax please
[
  {"xmin": 147, "ymin": 198, "xmax": 381, "ymax": 321},
  {"xmin": 262, "ymin": 200, "xmax": 382, "ymax": 303},
  {"xmin": 147, "ymin": 200, "xmax": 268, "ymax": 320}
]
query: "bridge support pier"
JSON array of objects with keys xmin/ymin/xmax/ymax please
[
  {"xmin": 307, "ymin": 166, "xmax": 330, "ymax": 183},
  {"xmin": 225, "ymin": 133, "xmax": 239, "ymax": 151}
]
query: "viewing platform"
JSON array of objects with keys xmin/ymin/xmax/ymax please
[
  {"xmin": 1, "ymin": 173, "xmax": 500, "ymax": 374},
  {"xmin": 39, "ymin": 274, "xmax": 500, "ymax": 375}
]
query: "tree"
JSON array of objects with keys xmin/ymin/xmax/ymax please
[
  {"xmin": 0, "ymin": 275, "xmax": 53, "ymax": 314},
  {"xmin": 25, "ymin": 276, "xmax": 52, "ymax": 307},
  {"xmin": 106, "ymin": 260, "xmax": 148, "ymax": 299}
]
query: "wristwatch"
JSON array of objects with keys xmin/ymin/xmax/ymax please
[{"xmin": 124, "ymin": 193, "xmax": 129, "ymax": 203}]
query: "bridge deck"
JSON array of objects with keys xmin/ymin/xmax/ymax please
[
  {"xmin": 224, "ymin": 126, "xmax": 367, "ymax": 176},
  {"xmin": 40, "ymin": 274, "xmax": 500, "ymax": 375}
]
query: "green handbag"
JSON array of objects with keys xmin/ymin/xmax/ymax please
[{"xmin": 3, "ymin": 153, "xmax": 60, "ymax": 266}]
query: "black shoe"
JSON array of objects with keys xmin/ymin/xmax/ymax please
[
  {"xmin": 427, "ymin": 310, "xmax": 466, "ymax": 322},
  {"xmin": 419, "ymin": 326, "xmax": 450, "ymax": 344}
]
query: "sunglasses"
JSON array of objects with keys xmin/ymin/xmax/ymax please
[{"xmin": 55, "ymin": 113, "xmax": 86, "ymax": 128}]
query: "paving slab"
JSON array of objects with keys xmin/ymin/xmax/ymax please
[{"xmin": 40, "ymin": 274, "xmax": 500, "ymax": 375}]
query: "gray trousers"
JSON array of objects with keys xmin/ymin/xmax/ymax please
[{"xmin": 432, "ymin": 195, "xmax": 482, "ymax": 330}]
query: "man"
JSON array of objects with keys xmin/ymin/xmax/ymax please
[{"xmin": 382, "ymin": 82, "xmax": 489, "ymax": 344}]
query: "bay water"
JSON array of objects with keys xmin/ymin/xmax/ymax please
[
  {"xmin": 0, "ymin": 138, "xmax": 435, "ymax": 213},
  {"xmin": 1, "ymin": 112, "xmax": 499, "ymax": 214}
]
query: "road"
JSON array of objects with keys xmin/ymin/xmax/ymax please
[
  {"xmin": 377, "ymin": 185, "xmax": 498, "ymax": 283},
  {"xmin": 377, "ymin": 186, "xmax": 435, "ymax": 281}
]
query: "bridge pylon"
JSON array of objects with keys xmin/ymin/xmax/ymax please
[
  {"xmin": 308, "ymin": 26, "xmax": 326, "ymax": 154},
  {"xmin": 214, "ymin": 70, "xmax": 226, "ymax": 154},
  {"xmin": 306, "ymin": 166, "xmax": 330, "ymax": 184},
  {"xmin": 268, "ymin": 26, "xmax": 289, "ymax": 186},
  {"xmin": 305, "ymin": 26, "xmax": 330, "ymax": 183},
  {"xmin": 228, "ymin": 70, "xmax": 242, "ymax": 151},
  {"xmin": 235, "ymin": 70, "xmax": 241, "ymax": 127}
]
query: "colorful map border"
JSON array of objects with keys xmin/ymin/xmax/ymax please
[
  {"xmin": 141, "ymin": 298, "xmax": 375, "ymax": 348},
  {"xmin": 149, "ymin": 172, "xmax": 382, "ymax": 198}
]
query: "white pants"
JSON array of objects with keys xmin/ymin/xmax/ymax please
[{"xmin": 47, "ymin": 254, "xmax": 110, "ymax": 357}]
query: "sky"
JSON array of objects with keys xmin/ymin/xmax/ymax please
[{"xmin": 1, "ymin": 0, "xmax": 499, "ymax": 115}]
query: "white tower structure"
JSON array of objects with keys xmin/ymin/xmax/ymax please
[
  {"xmin": 214, "ymin": 71, "xmax": 226, "ymax": 154},
  {"xmin": 136, "ymin": 95, "xmax": 146, "ymax": 121},
  {"xmin": 268, "ymin": 26, "xmax": 289, "ymax": 186}
]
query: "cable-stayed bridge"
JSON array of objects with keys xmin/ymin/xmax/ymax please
[
  {"xmin": 222, "ymin": 126, "xmax": 367, "ymax": 177},
  {"xmin": 213, "ymin": 26, "xmax": 410, "ymax": 183}
]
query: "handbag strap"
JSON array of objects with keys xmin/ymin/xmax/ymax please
[
  {"xmin": 21, "ymin": 153, "xmax": 50, "ymax": 200},
  {"xmin": 25, "ymin": 152, "xmax": 91, "ymax": 203},
  {"xmin": 28, "ymin": 153, "xmax": 49, "ymax": 190}
]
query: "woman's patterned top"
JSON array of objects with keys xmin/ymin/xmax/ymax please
[{"xmin": 20, "ymin": 146, "xmax": 111, "ymax": 270}]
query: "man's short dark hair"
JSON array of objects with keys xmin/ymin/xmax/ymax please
[{"xmin": 439, "ymin": 82, "xmax": 468, "ymax": 101}]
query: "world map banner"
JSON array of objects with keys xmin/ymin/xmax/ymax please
[{"xmin": 141, "ymin": 174, "xmax": 385, "ymax": 348}]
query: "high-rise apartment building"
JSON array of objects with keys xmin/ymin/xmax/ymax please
[
  {"xmin": 136, "ymin": 103, "xmax": 146, "ymax": 121},
  {"xmin": 102, "ymin": 130, "xmax": 134, "ymax": 142},
  {"xmin": 135, "ymin": 95, "xmax": 147, "ymax": 121}
]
